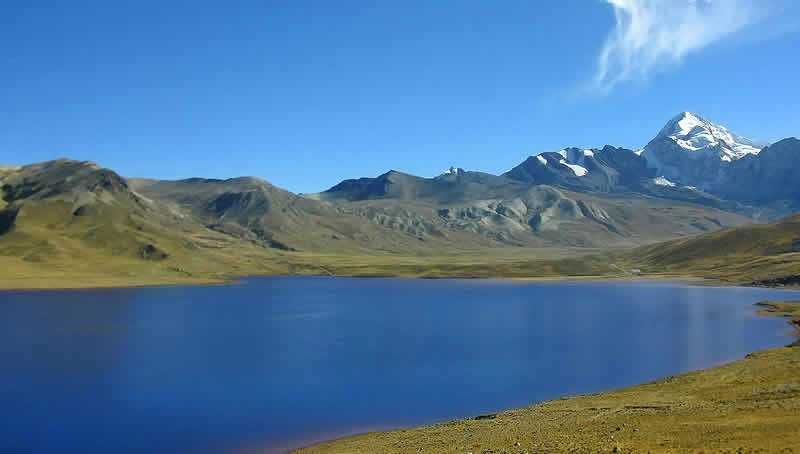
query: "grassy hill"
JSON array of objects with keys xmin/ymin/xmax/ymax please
[
  {"xmin": 0, "ymin": 160, "xmax": 289, "ymax": 288},
  {"xmin": 624, "ymin": 213, "xmax": 800, "ymax": 283}
]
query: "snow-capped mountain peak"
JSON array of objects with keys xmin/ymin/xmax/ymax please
[
  {"xmin": 656, "ymin": 111, "xmax": 763, "ymax": 160},
  {"xmin": 641, "ymin": 111, "xmax": 770, "ymax": 191},
  {"xmin": 441, "ymin": 166, "xmax": 465, "ymax": 176}
]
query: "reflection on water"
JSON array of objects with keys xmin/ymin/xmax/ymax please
[{"xmin": 0, "ymin": 278, "xmax": 796, "ymax": 454}]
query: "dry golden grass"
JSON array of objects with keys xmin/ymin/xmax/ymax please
[{"xmin": 625, "ymin": 214, "xmax": 800, "ymax": 283}]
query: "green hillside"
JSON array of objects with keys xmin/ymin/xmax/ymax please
[{"xmin": 625, "ymin": 213, "xmax": 800, "ymax": 283}]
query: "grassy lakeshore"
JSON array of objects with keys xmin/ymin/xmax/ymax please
[
  {"xmin": 3, "ymin": 220, "xmax": 800, "ymax": 290},
  {"xmin": 3, "ymin": 245, "xmax": 791, "ymax": 291},
  {"xmin": 293, "ymin": 302, "xmax": 800, "ymax": 454},
  {"xmin": 0, "ymin": 247, "xmax": 612, "ymax": 290}
]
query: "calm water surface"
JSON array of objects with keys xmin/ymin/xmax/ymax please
[{"xmin": 1, "ymin": 277, "xmax": 797, "ymax": 453}]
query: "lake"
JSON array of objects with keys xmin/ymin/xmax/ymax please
[{"xmin": 0, "ymin": 277, "xmax": 797, "ymax": 453}]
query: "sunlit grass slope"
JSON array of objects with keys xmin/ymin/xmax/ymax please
[{"xmin": 625, "ymin": 213, "xmax": 800, "ymax": 283}]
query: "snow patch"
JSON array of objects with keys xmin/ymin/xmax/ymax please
[
  {"xmin": 557, "ymin": 149, "xmax": 568, "ymax": 159},
  {"xmin": 442, "ymin": 167, "xmax": 464, "ymax": 175},
  {"xmin": 582, "ymin": 149, "xmax": 595, "ymax": 158},
  {"xmin": 559, "ymin": 159, "xmax": 588, "ymax": 177},
  {"xmin": 653, "ymin": 176, "xmax": 677, "ymax": 187},
  {"xmin": 674, "ymin": 111, "xmax": 704, "ymax": 137},
  {"xmin": 536, "ymin": 155, "xmax": 548, "ymax": 165}
]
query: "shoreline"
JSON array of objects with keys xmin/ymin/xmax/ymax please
[
  {"xmin": 1, "ymin": 269, "xmax": 789, "ymax": 292},
  {"xmin": 0, "ymin": 274, "xmax": 724, "ymax": 292},
  {"xmin": 755, "ymin": 301, "xmax": 800, "ymax": 339},
  {"xmin": 291, "ymin": 301, "xmax": 800, "ymax": 453},
  {"xmin": 0, "ymin": 271, "xmax": 660, "ymax": 292},
  {"xmin": 0, "ymin": 276, "xmax": 237, "ymax": 292}
]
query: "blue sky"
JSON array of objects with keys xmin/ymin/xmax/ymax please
[{"xmin": 2, "ymin": 1, "xmax": 799, "ymax": 193}]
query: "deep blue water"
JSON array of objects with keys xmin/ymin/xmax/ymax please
[{"xmin": 0, "ymin": 277, "xmax": 797, "ymax": 454}]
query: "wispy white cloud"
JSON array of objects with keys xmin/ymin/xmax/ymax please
[{"xmin": 590, "ymin": 0, "xmax": 771, "ymax": 94}]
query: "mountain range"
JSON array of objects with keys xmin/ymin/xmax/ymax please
[
  {"xmin": 1, "ymin": 111, "xmax": 798, "ymax": 287},
  {"xmin": 491, "ymin": 112, "xmax": 800, "ymax": 218},
  {"xmin": 311, "ymin": 111, "xmax": 799, "ymax": 244}
]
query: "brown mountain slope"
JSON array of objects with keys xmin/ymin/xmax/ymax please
[
  {"xmin": 312, "ymin": 168, "xmax": 752, "ymax": 248},
  {"xmin": 127, "ymin": 176, "xmax": 500, "ymax": 254}
]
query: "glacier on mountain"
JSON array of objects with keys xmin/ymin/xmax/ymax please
[
  {"xmin": 641, "ymin": 112, "xmax": 767, "ymax": 191},
  {"xmin": 662, "ymin": 111, "xmax": 762, "ymax": 159},
  {"xmin": 559, "ymin": 159, "xmax": 589, "ymax": 177}
]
